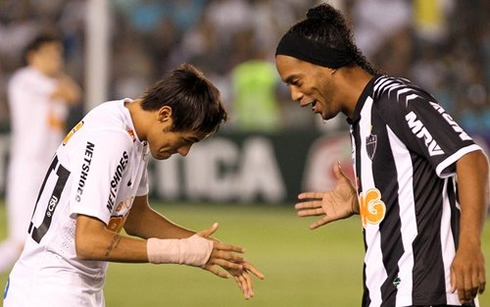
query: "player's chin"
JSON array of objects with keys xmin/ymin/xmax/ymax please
[{"xmin": 153, "ymin": 152, "xmax": 172, "ymax": 160}]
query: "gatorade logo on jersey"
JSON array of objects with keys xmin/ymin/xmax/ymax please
[
  {"xmin": 359, "ymin": 188, "xmax": 386, "ymax": 229},
  {"xmin": 75, "ymin": 141, "xmax": 95, "ymax": 202},
  {"xmin": 106, "ymin": 151, "xmax": 129, "ymax": 213},
  {"xmin": 405, "ymin": 111, "xmax": 444, "ymax": 156}
]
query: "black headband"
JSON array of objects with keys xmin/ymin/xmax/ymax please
[{"xmin": 275, "ymin": 33, "xmax": 351, "ymax": 69}]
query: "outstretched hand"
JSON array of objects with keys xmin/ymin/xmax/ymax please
[
  {"xmin": 197, "ymin": 223, "xmax": 265, "ymax": 299},
  {"xmin": 295, "ymin": 162, "xmax": 358, "ymax": 229}
]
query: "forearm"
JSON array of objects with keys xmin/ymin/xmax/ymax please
[
  {"xmin": 76, "ymin": 215, "xmax": 148, "ymax": 262},
  {"xmin": 51, "ymin": 75, "xmax": 81, "ymax": 105},
  {"xmin": 456, "ymin": 150, "xmax": 489, "ymax": 247},
  {"xmin": 124, "ymin": 201, "xmax": 195, "ymax": 239},
  {"xmin": 75, "ymin": 215, "xmax": 212, "ymax": 267}
]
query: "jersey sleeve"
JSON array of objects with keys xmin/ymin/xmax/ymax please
[
  {"xmin": 384, "ymin": 89, "xmax": 481, "ymax": 178},
  {"xmin": 68, "ymin": 129, "xmax": 133, "ymax": 225}
]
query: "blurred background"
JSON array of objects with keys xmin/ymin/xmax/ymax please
[
  {"xmin": 0, "ymin": 0, "xmax": 489, "ymax": 306},
  {"xmin": 0, "ymin": 0, "xmax": 489, "ymax": 204}
]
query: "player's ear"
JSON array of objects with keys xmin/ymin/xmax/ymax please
[{"xmin": 157, "ymin": 106, "xmax": 172, "ymax": 123}]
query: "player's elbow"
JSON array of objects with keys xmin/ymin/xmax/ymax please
[{"xmin": 75, "ymin": 238, "xmax": 97, "ymax": 260}]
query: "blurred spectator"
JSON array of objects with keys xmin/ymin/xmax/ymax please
[
  {"xmin": 0, "ymin": 0, "xmax": 489, "ymax": 135},
  {"xmin": 230, "ymin": 31, "xmax": 281, "ymax": 131},
  {"xmin": 0, "ymin": 33, "xmax": 81, "ymax": 273},
  {"xmin": 459, "ymin": 83, "xmax": 490, "ymax": 135}
]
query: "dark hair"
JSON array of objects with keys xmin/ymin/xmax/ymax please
[
  {"xmin": 22, "ymin": 33, "xmax": 61, "ymax": 65},
  {"xmin": 140, "ymin": 63, "xmax": 228, "ymax": 135},
  {"xmin": 286, "ymin": 2, "xmax": 379, "ymax": 75}
]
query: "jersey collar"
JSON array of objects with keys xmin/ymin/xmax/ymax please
[{"xmin": 346, "ymin": 75, "xmax": 381, "ymax": 125}]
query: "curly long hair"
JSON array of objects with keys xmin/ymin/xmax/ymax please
[{"xmin": 286, "ymin": 2, "xmax": 379, "ymax": 75}]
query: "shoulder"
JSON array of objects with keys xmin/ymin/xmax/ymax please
[
  {"xmin": 372, "ymin": 75, "xmax": 435, "ymax": 107},
  {"xmin": 75, "ymin": 100, "xmax": 136, "ymax": 148},
  {"xmin": 9, "ymin": 67, "xmax": 56, "ymax": 92}
]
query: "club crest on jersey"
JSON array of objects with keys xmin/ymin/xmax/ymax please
[
  {"xmin": 366, "ymin": 133, "xmax": 377, "ymax": 160},
  {"xmin": 359, "ymin": 188, "xmax": 386, "ymax": 229}
]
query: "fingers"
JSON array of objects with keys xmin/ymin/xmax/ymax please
[
  {"xmin": 478, "ymin": 270, "xmax": 486, "ymax": 294},
  {"xmin": 298, "ymin": 191, "xmax": 326, "ymax": 200},
  {"xmin": 203, "ymin": 264, "xmax": 230, "ymax": 279},
  {"xmin": 450, "ymin": 267, "xmax": 457, "ymax": 293},
  {"xmin": 204, "ymin": 263, "xmax": 263, "ymax": 299},
  {"xmin": 294, "ymin": 200, "xmax": 322, "ymax": 210},
  {"xmin": 243, "ymin": 262, "xmax": 265, "ymax": 280},
  {"xmin": 228, "ymin": 264, "xmax": 262, "ymax": 299},
  {"xmin": 451, "ymin": 262, "xmax": 486, "ymax": 304},
  {"xmin": 214, "ymin": 241, "xmax": 245, "ymax": 254},
  {"xmin": 310, "ymin": 216, "xmax": 331, "ymax": 230},
  {"xmin": 197, "ymin": 222, "xmax": 219, "ymax": 238},
  {"xmin": 206, "ymin": 243, "xmax": 246, "ymax": 271},
  {"xmin": 333, "ymin": 160, "xmax": 343, "ymax": 179},
  {"xmin": 232, "ymin": 270, "xmax": 253, "ymax": 299}
]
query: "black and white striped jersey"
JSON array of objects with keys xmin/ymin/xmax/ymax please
[{"xmin": 348, "ymin": 75, "xmax": 482, "ymax": 307}]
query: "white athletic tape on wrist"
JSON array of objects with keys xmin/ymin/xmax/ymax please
[{"xmin": 147, "ymin": 234, "xmax": 213, "ymax": 267}]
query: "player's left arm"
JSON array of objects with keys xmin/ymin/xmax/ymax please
[
  {"xmin": 451, "ymin": 150, "xmax": 489, "ymax": 304},
  {"xmin": 124, "ymin": 194, "xmax": 195, "ymax": 240}
]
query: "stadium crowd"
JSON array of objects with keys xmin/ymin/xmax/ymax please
[{"xmin": 0, "ymin": 0, "xmax": 489, "ymax": 134}]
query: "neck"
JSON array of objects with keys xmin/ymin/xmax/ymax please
[
  {"xmin": 125, "ymin": 99, "xmax": 147, "ymax": 142},
  {"xmin": 337, "ymin": 66, "xmax": 374, "ymax": 119}
]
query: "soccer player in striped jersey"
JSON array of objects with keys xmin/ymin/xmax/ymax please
[
  {"xmin": 275, "ymin": 3, "xmax": 488, "ymax": 307},
  {"xmin": 3, "ymin": 63, "xmax": 263, "ymax": 307}
]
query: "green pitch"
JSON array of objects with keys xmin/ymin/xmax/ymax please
[{"xmin": 1, "ymin": 201, "xmax": 489, "ymax": 307}]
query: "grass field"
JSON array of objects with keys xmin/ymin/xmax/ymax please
[{"xmin": 0, "ymin": 201, "xmax": 489, "ymax": 307}]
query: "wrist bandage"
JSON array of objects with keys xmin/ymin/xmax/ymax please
[{"xmin": 147, "ymin": 234, "xmax": 213, "ymax": 267}]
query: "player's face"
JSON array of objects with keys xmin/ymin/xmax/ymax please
[
  {"xmin": 145, "ymin": 110, "xmax": 207, "ymax": 160},
  {"xmin": 275, "ymin": 55, "xmax": 341, "ymax": 121},
  {"xmin": 30, "ymin": 42, "xmax": 63, "ymax": 77},
  {"xmin": 148, "ymin": 128, "xmax": 206, "ymax": 160}
]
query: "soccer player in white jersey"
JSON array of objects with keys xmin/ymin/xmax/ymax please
[
  {"xmin": 3, "ymin": 63, "xmax": 264, "ymax": 307},
  {"xmin": 0, "ymin": 33, "xmax": 81, "ymax": 274},
  {"xmin": 275, "ymin": 3, "xmax": 487, "ymax": 307}
]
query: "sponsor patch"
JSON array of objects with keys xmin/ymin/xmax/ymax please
[
  {"xmin": 359, "ymin": 188, "xmax": 386, "ymax": 228},
  {"xmin": 106, "ymin": 151, "xmax": 129, "ymax": 212},
  {"xmin": 76, "ymin": 141, "xmax": 95, "ymax": 202}
]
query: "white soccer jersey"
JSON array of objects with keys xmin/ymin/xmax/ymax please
[
  {"xmin": 349, "ymin": 75, "xmax": 481, "ymax": 307},
  {"xmin": 4, "ymin": 99, "xmax": 149, "ymax": 307},
  {"xmin": 8, "ymin": 66, "xmax": 68, "ymax": 160},
  {"xmin": 6, "ymin": 66, "xmax": 69, "ymax": 242}
]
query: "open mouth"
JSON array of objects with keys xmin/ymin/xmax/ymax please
[{"xmin": 301, "ymin": 100, "xmax": 316, "ymax": 108}]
